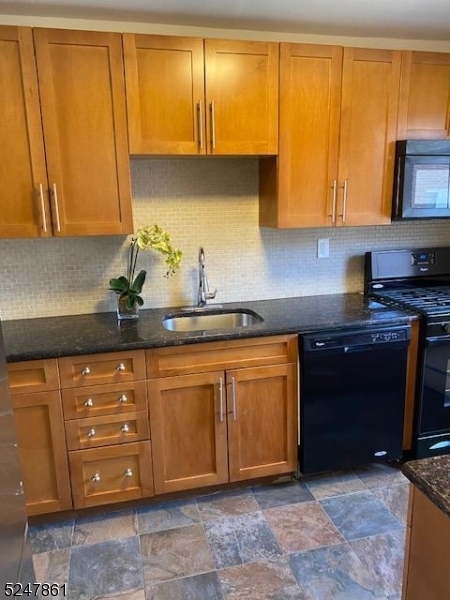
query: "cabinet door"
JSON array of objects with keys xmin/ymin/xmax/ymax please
[
  {"xmin": 398, "ymin": 51, "xmax": 450, "ymax": 139},
  {"xmin": 123, "ymin": 34, "xmax": 205, "ymax": 155},
  {"xmin": 148, "ymin": 372, "xmax": 228, "ymax": 494},
  {"xmin": 33, "ymin": 28, "xmax": 133, "ymax": 236},
  {"xmin": 260, "ymin": 43, "xmax": 342, "ymax": 228},
  {"xmin": 12, "ymin": 391, "xmax": 72, "ymax": 515},
  {"xmin": 0, "ymin": 26, "xmax": 50, "ymax": 238},
  {"xmin": 204, "ymin": 39, "xmax": 278, "ymax": 155},
  {"xmin": 227, "ymin": 363, "xmax": 298, "ymax": 482},
  {"xmin": 337, "ymin": 47, "xmax": 401, "ymax": 226}
]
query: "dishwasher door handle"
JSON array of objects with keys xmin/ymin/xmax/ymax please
[{"xmin": 344, "ymin": 344, "xmax": 375, "ymax": 353}]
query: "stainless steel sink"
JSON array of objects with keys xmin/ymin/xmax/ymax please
[{"xmin": 162, "ymin": 309, "xmax": 264, "ymax": 332}]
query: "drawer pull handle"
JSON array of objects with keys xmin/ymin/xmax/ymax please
[
  {"xmin": 81, "ymin": 367, "xmax": 91, "ymax": 376},
  {"xmin": 116, "ymin": 363, "xmax": 126, "ymax": 372},
  {"xmin": 125, "ymin": 468, "xmax": 133, "ymax": 477},
  {"xmin": 87, "ymin": 428, "xmax": 96, "ymax": 438},
  {"xmin": 121, "ymin": 423, "xmax": 130, "ymax": 433},
  {"xmin": 92, "ymin": 472, "xmax": 101, "ymax": 482},
  {"xmin": 119, "ymin": 394, "xmax": 128, "ymax": 404},
  {"xmin": 84, "ymin": 398, "xmax": 94, "ymax": 407}
]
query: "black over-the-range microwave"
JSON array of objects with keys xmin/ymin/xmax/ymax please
[{"xmin": 392, "ymin": 139, "xmax": 450, "ymax": 220}]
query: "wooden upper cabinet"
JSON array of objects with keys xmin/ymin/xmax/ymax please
[
  {"xmin": 337, "ymin": 47, "xmax": 401, "ymax": 226},
  {"xmin": 397, "ymin": 51, "xmax": 450, "ymax": 140},
  {"xmin": 0, "ymin": 26, "xmax": 50, "ymax": 238},
  {"xmin": 260, "ymin": 44, "xmax": 400, "ymax": 228},
  {"xmin": 123, "ymin": 34, "xmax": 278, "ymax": 156},
  {"xmin": 32, "ymin": 28, "xmax": 133, "ymax": 236},
  {"xmin": 204, "ymin": 39, "xmax": 278, "ymax": 155},
  {"xmin": 123, "ymin": 34, "xmax": 205, "ymax": 155}
]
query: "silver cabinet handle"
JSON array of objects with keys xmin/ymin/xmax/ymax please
[
  {"xmin": 92, "ymin": 472, "xmax": 101, "ymax": 482},
  {"xmin": 52, "ymin": 183, "xmax": 61, "ymax": 232},
  {"xmin": 121, "ymin": 423, "xmax": 130, "ymax": 433},
  {"xmin": 231, "ymin": 376, "xmax": 237, "ymax": 420},
  {"xmin": 197, "ymin": 100, "xmax": 204, "ymax": 150},
  {"xmin": 87, "ymin": 428, "xmax": 96, "ymax": 437},
  {"xmin": 210, "ymin": 100, "xmax": 216, "ymax": 150},
  {"xmin": 342, "ymin": 179, "xmax": 348, "ymax": 223},
  {"xmin": 125, "ymin": 468, "xmax": 133, "ymax": 477},
  {"xmin": 116, "ymin": 363, "xmax": 126, "ymax": 372},
  {"xmin": 84, "ymin": 398, "xmax": 94, "ymax": 407},
  {"xmin": 119, "ymin": 394, "xmax": 128, "ymax": 404},
  {"xmin": 81, "ymin": 366, "xmax": 91, "ymax": 376},
  {"xmin": 331, "ymin": 180, "xmax": 337, "ymax": 224},
  {"xmin": 219, "ymin": 377, "xmax": 224, "ymax": 422},
  {"xmin": 15, "ymin": 481, "xmax": 24, "ymax": 496},
  {"xmin": 38, "ymin": 183, "xmax": 48, "ymax": 232}
]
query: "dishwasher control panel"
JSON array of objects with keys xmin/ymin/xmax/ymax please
[{"xmin": 302, "ymin": 326, "xmax": 410, "ymax": 352}]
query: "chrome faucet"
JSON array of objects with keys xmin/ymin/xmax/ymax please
[{"xmin": 197, "ymin": 247, "xmax": 217, "ymax": 307}]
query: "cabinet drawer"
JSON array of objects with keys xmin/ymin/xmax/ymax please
[
  {"xmin": 62, "ymin": 381, "xmax": 147, "ymax": 419},
  {"xmin": 146, "ymin": 335, "xmax": 298, "ymax": 377},
  {"xmin": 68, "ymin": 441, "xmax": 154, "ymax": 508},
  {"xmin": 8, "ymin": 359, "xmax": 59, "ymax": 395},
  {"xmin": 65, "ymin": 411, "xmax": 150, "ymax": 450},
  {"xmin": 59, "ymin": 351, "xmax": 146, "ymax": 388}
]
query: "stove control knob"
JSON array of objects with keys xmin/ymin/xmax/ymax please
[{"xmin": 443, "ymin": 323, "xmax": 450, "ymax": 333}]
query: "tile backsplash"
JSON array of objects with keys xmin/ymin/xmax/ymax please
[{"xmin": 1, "ymin": 157, "xmax": 450, "ymax": 321}]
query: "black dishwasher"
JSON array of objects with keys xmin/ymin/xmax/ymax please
[{"xmin": 299, "ymin": 325, "xmax": 410, "ymax": 474}]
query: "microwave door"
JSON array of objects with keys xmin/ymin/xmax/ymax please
[{"xmin": 393, "ymin": 155, "xmax": 450, "ymax": 219}]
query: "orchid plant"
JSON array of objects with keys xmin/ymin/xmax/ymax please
[{"xmin": 109, "ymin": 224, "xmax": 182, "ymax": 309}]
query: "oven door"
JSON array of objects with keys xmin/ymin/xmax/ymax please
[{"xmin": 416, "ymin": 338, "xmax": 450, "ymax": 457}]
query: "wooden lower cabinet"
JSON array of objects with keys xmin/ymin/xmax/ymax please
[
  {"xmin": 11, "ymin": 391, "xmax": 72, "ymax": 516},
  {"xmin": 68, "ymin": 441, "xmax": 154, "ymax": 508},
  {"xmin": 148, "ymin": 338, "xmax": 298, "ymax": 495},
  {"xmin": 402, "ymin": 485, "xmax": 450, "ymax": 599}
]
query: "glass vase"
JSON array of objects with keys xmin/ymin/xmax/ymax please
[{"xmin": 117, "ymin": 297, "xmax": 139, "ymax": 320}]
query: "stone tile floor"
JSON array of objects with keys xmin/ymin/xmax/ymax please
[{"xmin": 30, "ymin": 462, "xmax": 409, "ymax": 600}]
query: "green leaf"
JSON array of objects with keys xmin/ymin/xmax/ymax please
[
  {"xmin": 109, "ymin": 276, "xmax": 130, "ymax": 293},
  {"xmin": 131, "ymin": 269, "xmax": 146, "ymax": 294}
]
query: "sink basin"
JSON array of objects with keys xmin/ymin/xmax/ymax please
[{"xmin": 162, "ymin": 309, "xmax": 264, "ymax": 332}]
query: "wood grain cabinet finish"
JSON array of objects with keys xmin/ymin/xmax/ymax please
[
  {"xmin": 11, "ymin": 390, "xmax": 72, "ymax": 516},
  {"xmin": 147, "ymin": 335, "xmax": 298, "ymax": 494},
  {"xmin": 260, "ymin": 44, "xmax": 401, "ymax": 228},
  {"xmin": 0, "ymin": 25, "xmax": 133, "ymax": 238},
  {"xmin": 123, "ymin": 34, "xmax": 278, "ymax": 155},
  {"xmin": 8, "ymin": 358, "xmax": 71, "ymax": 515},
  {"xmin": 398, "ymin": 51, "xmax": 450, "ymax": 140},
  {"xmin": 0, "ymin": 26, "xmax": 49, "ymax": 238},
  {"xmin": 68, "ymin": 442, "xmax": 154, "ymax": 509}
]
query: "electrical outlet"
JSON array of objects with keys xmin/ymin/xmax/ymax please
[{"xmin": 317, "ymin": 238, "xmax": 330, "ymax": 259}]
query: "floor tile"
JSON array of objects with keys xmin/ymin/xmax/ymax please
[
  {"xmin": 264, "ymin": 501, "xmax": 345, "ymax": 553},
  {"xmin": 29, "ymin": 519, "xmax": 74, "ymax": 554},
  {"xmin": 350, "ymin": 529, "xmax": 406, "ymax": 597},
  {"xmin": 289, "ymin": 543, "xmax": 386, "ymax": 600},
  {"xmin": 67, "ymin": 536, "xmax": 143, "ymax": 600},
  {"xmin": 140, "ymin": 523, "xmax": 214, "ymax": 587},
  {"xmin": 251, "ymin": 479, "xmax": 314, "ymax": 509},
  {"xmin": 72, "ymin": 509, "xmax": 137, "ymax": 546},
  {"xmin": 355, "ymin": 463, "xmax": 407, "ymax": 490},
  {"xmin": 320, "ymin": 490, "xmax": 404, "ymax": 541},
  {"xmin": 304, "ymin": 470, "xmax": 367, "ymax": 500},
  {"xmin": 145, "ymin": 571, "xmax": 224, "ymax": 600},
  {"xmin": 196, "ymin": 488, "xmax": 260, "ymax": 521},
  {"xmin": 204, "ymin": 511, "xmax": 282, "ymax": 569},
  {"xmin": 93, "ymin": 589, "xmax": 146, "ymax": 599},
  {"xmin": 218, "ymin": 557, "xmax": 307, "ymax": 600},
  {"xmin": 32, "ymin": 548, "xmax": 70, "ymax": 587},
  {"xmin": 137, "ymin": 498, "xmax": 200, "ymax": 534},
  {"xmin": 372, "ymin": 483, "xmax": 410, "ymax": 524}
]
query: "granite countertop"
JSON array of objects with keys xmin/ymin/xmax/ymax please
[
  {"xmin": 2, "ymin": 293, "xmax": 416, "ymax": 362},
  {"xmin": 402, "ymin": 455, "xmax": 450, "ymax": 517}
]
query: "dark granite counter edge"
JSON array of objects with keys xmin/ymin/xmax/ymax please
[
  {"xmin": 2, "ymin": 294, "xmax": 418, "ymax": 362},
  {"xmin": 402, "ymin": 456, "xmax": 450, "ymax": 517}
]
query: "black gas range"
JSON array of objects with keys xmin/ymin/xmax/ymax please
[{"xmin": 365, "ymin": 247, "xmax": 450, "ymax": 458}]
